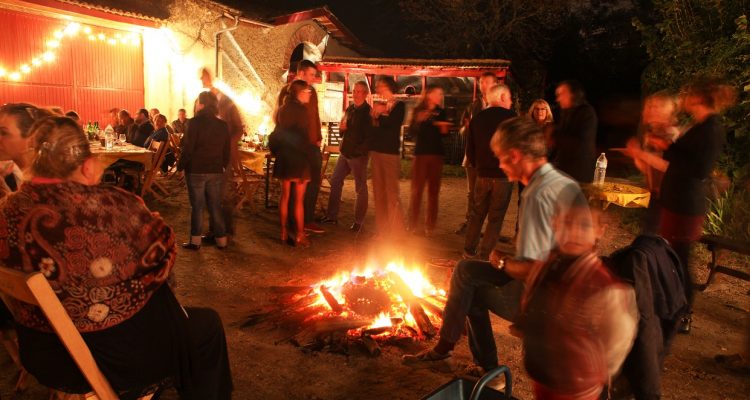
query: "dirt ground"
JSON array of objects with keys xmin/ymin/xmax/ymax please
[{"xmin": 1, "ymin": 175, "xmax": 749, "ymax": 400}]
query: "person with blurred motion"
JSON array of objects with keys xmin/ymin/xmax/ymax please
[
  {"xmin": 179, "ymin": 91, "xmax": 231, "ymax": 250},
  {"xmin": 318, "ymin": 81, "xmax": 372, "ymax": 232},
  {"xmin": 622, "ymin": 78, "xmax": 736, "ymax": 333},
  {"xmin": 456, "ymin": 72, "xmax": 499, "ymax": 234},
  {"xmin": 407, "ymin": 85, "xmax": 450, "ymax": 236},
  {"xmin": 404, "ymin": 117, "xmax": 584, "ymax": 377},
  {"xmin": 518, "ymin": 199, "xmax": 637, "ymax": 400},
  {"xmin": 622, "ymin": 91, "xmax": 682, "ymax": 234},
  {"xmin": 552, "ymin": 80, "xmax": 598, "ymax": 183},
  {"xmin": 0, "ymin": 116, "xmax": 232, "ymax": 399},
  {"xmin": 369, "ymin": 76, "xmax": 407, "ymax": 238},
  {"xmin": 463, "ymin": 84, "xmax": 516, "ymax": 259},
  {"xmin": 276, "ymin": 60, "xmax": 325, "ymax": 234},
  {"xmin": 200, "ymin": 68, "xmax": 245, "ymax": 241},
  {"xmin": 269, "ymin": 80, "xmax": 314, "ymax": 248}
]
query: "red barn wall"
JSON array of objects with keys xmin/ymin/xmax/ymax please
[{"xmin": 0, "ymin": 7, "xmax": 144, "ymax": 126}]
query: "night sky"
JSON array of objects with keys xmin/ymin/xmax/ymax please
[{"xmin": 236, "ymin": 0, "xmax": 648, "ymax": 100}]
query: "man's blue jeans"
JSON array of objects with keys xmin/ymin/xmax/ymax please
[
  {"xmin": 440, "ymin": 260, "xmax": 523, "ymax": 370},
  {"xmin": 325, "ymin": 154, "xmax": 369, "ymax": 224},
  {"xmin": 187, "ymin": 173, "xmax": 226, "ymax": 237}
]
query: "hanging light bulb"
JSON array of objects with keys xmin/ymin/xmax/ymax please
[
  {"xmin": 83, "ymin": 26, "xmax": 92, "ymax": 34},
  {"xmin": 107, "ymin": 38, "xmax": 116, "ymax": 45},
  {"xmin": 46, "ymin": 40, "xmax": 60, "ymax": 48},
  {"xmin": 97, "ymin": 33, "xmax": 105, "ymax": 41},
  {"xmin": 53, "ymin": 30, "xmax": 64, "ymax": 39},
  {"xmin": 9, "ymin": 72, "xmax": 21, "ymax": 81},
  {"xmin": 42, "ymin": 51, "xmax": 55, "ymax": 62},
  {"xmin": 88, "ymin": 34, "xmax": 96, "ymax": 41},
  {"xmin": 20, "ymin": 64, "xmax": 31, "ymax": 74},
  {"xmin": 31, "ymin": 58, "xmax": 41, "ymax": 66},
  {"xmin": 63, "ymin": 22, "xmax": 81, "ymax": 36},
  {"xmin": 0, "ymin": 68, "xmax": 6, "ymax": 78}
]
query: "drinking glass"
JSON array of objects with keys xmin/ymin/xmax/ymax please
[{"xmin": 118, "ymin": 134, "xmax": 126, "ymax": 145}]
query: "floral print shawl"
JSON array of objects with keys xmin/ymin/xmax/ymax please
[{"xmin": 0, "ymin": 181, "xmax": 176, "ymax": 332}]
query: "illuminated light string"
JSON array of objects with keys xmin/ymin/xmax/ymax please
[{"xmin": 0, "ymin": 21, "xmax": 141, "ymax": 82}]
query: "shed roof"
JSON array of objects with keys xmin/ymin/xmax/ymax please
[{"xmin": 318, "ymin": 56, "xmax": 511, "ymax": 78}]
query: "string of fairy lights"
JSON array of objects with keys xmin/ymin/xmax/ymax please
[{"xmin": 0, "ymin": 21, "xmax": 140, "ymax": 82}]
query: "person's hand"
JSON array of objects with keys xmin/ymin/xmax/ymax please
[
  {"xmin": 489, "ymin": 249, "xmax": 509, "ymax": 270},
  {"xmin": 339, "ymin": 116, "xmax": 347, "ymax": 131},
  {"xmin": 621, "ymin": 137, "xmax": 642, "ymax": 159}
]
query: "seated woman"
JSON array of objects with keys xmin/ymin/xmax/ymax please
[{"xmin": 0, "ymin": 116, "xmax": 232, "ymax": 399}]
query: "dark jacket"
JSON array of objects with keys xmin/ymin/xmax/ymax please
[
  {"xmin": 369, "ymin": 101, "xmax": 406, "ymax": 155},
  {"xmin": 552, "ymin": 103, "xmax": 598, "ymax": 182},
  {"xmin": 339, "ymin": 102, "xmax": 372, "ymax": 158},
  {"xmin": 131, "ymin": 120, "xmax": 154, "ymax": 148},
  {"xmin": 269, "ymin": 100, "xmax": 313, "ymax": 180},
  {"xmin": 276, "ymin": 84, "xmax": 322, "ymax": 145},
  {"xmin": 178, "ymin": 110, "xmax": 231, "ymax": 174},
  {"xmin": 466, "ymin": 106, "xmax": 516, "ymax": 178},
  {"xmin": 660, "ymin": 114, "xmax": 725, "ymax": 216},
  {"xmin": 606, "ymin": 235, "xmax": 688, "ymax": 400}
]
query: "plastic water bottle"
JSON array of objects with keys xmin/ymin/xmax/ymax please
[
  {"xmin": 594, "ymin": 153, "xmax": 607, "ymax": 185},
  {"xmin": 104, "ymin": 126, "xmax": 115, "ymax": 150}
]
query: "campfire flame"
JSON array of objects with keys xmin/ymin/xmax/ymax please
[{"xmin": 307, "ymin": 261, "xmax": 447, "ymax": 339}]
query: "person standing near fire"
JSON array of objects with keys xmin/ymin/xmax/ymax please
[
  {"xmin": 407, "ymin": 85, "xmax": 450, "ymax": 237},
  {"xmin": 276, "ymin": 60, "xmax": 326, "ymax": 235},
  {"xmin": 404, "ymin": 117, "xmax": 585, "ymax": 378},
  {"xmin": 463, "ymin": 84, "xmax": 516, "ymax": 260},
  {"xmin": 369, "ymin": 76, "xmax": 407, "ymax": 238},
  {"xmin": 456, "ymin": 72, "xmax": 499, "ymax": 235},
  {"xmin": 318, "ymin": 81, "xmax": 372, "ymax": 232},
  {"xmin": 199, "ymin": 67, "xmax": 245, "ymax": 244}
]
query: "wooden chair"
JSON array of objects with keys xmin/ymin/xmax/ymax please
[
  {"xmin": 140, "ymin": 141, "xmax": 170, "ymax": 200},
  {"xmin": 317, "ymin": 145, "xmax": 339, "ymax": 213},
  {"xmin": 166, "ymin": 134, "xmax": 183, "ymax": 181},
  {"xmin": 0, "ymin": 266, "xmax": 157, "ymax": 400},
  {"xmin": 232, "ymin": 157, "xmax": 264, "ymax": 213}
]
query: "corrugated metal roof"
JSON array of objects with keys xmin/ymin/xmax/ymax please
[
  {"xmin": 53, "ymin": 0, "xmax": 170, "ymax": 21},
  {"xmin": 320, "ymin": 56, "xmax": 511, "ymax": 69}
]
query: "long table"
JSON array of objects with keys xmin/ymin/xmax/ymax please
[{"xmin": 91, "ymin": 142, "xmax": 153, "ymax": 170}]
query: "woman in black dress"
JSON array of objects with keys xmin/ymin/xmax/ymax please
[
  {"xmin": 270, "ymin": 80, "xmax": 313, "ymax": 247},
  {"xmin": 624, "ymin": 78, "xmax": 736, "ymax": 332}
]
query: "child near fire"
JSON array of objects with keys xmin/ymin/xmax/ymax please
[{"xmin": 516, "ymin": 199, "xmax": 637, "ymax": 400}]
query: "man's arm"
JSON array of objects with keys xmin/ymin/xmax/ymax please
[{"xmin": 489, "ymin": 251, "xmax": 541, "ymax": 281}]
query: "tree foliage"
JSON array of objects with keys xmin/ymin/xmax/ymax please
[
  {"xmin": 398, "ymin": 0, "xmax": 574, "ymax": 106},
  {"xmin": 634, "ymin": 0, "xmax": 750, "ymax": 180}
]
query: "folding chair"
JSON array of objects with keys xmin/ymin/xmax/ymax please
[
  {"xmin": 140, "ymin": 141, "xmax": 170, "ymax": 200},
  {"xmin": 0, "ymin": 266, "xmax": 155, "ymax": 400},
  {"xmin": 166, "ymin": 134, "xmax": 183, "ymax": 181},
  {"xmin": 317, "ymin": 145, "xmax": 339, "ymax": 213},
  {"xmin": 233, "ymin": 157, "xmax": 264, "ymax": 213}
]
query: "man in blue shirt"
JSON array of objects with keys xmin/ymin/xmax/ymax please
[{"xmin": 404, "ymin": 116, "xmax": 583, "ymax": 375}]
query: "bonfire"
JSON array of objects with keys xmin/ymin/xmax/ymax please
[{"xmin": 242, "ymin": 261, "xmax": 449, "ymax": 356}]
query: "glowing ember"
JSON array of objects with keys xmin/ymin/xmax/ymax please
[{"xmin": 303, "ymin": 262, "xmax": 447, "ymax": 340}]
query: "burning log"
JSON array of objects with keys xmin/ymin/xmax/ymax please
[
  {"xmin": 389, "ymin": 273, "xmax": 438, "ymax": 338},
  {"xmin": 360, "ymin": 335, "xmax": 381, "ymax": 357},
  {"xmin": 312, "ymin": 318, "xmax": 371, "ymax": 334},
  {"xmin": 416, "ymin": 297, "xmax": 445, "ymax": 318},
  {"xmin": 362, "ymin": 326, "xmax": 391, "ymax": 336},
  {"xmin": 319, "ymin": 285, "xmax": 343, "ymax": 314}
]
